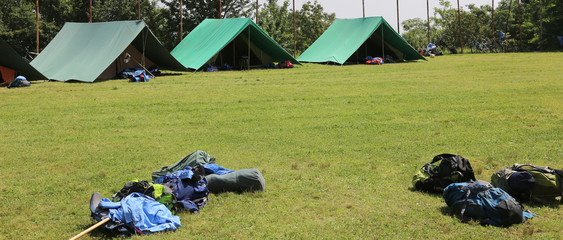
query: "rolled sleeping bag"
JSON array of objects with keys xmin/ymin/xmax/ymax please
[{"xmin": 206, "ymin": 169, "xmax": 265, "ymax": 194}]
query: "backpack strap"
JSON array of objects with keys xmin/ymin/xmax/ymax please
[
  {"xmin": 512, "ymin": 164, "xmax": 554, "ymax": 174},
  {"xmin": 459, "ymin": 187, "xmax": 472, "ymax": 221},
  {"xmin": 431, "ymin": 154, "xmax": 456, "ymax": 164}
]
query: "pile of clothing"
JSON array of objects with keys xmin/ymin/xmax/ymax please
[
  {"xmin": 88, "ymin": 150, "xmax": 265, "ymax": 236},
  {"xmin": 364, "ymin": 56, "xmax": 384, "ymax": 65},
  {"xmin": 119, "ymin": 66, "xmax": 161, "ymax": 82},
  {"xmin": 262, "ymin": 61, "xmax": 294, "ymax": 69}
]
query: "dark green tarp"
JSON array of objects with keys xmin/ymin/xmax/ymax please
[
  {"xmin": 206, "ymin": 169, "xmax": 266, "ymax": 194},
  {"xmin": 171, "ymin": 18, "xmax": 299, "ymax": 70},
  {"xmin": 31, "ymin": 21, "xmax": 186, "ymax": 82},
  {"xmin": 297, "ymin": 17, "xmax": 425, "ymax": 64},
  {"xmin": 152, "ymin": 150, "xmax": 216, "ymax": 181},
  {"xmin": 0, "ymin": 38, "xmax": 46, "ymax": 81}
]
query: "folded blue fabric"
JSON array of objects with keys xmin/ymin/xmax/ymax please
[
  {"xmin": 154, "ymin": 166, "xmax": 194, "ymax": 184},
  {"xmin": 203, "ymin": 164, "xmax": 234, "ymax": 175},
  {"xmin": 98, "ymin": 193, "xmax": 181, "ymax": 233}
]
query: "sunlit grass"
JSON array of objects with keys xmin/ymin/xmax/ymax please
[{"xmin": 0, "ymin": 52, "xmax": 561, "ymax": 239}]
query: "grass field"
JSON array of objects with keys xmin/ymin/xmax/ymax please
[{"xmin": 0, "ymin": 53, "xmax": 562, "ymax": 239}]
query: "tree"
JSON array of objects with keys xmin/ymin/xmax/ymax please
[
  {"xmin": 296, "ymin": 0, "xmax": 334, "ymax": 55},
  {"xmin": 257, "ymin": 0, "xmax": 334, "ymax": 55},
  {"xmin": 400, "ymin": 0, "xmax": 563, "ymax": 52},
  {"xmin": 401, "ymin": 18, "xmax": 429, "ymax": 50},
  {"xmin": 159, "ymin": 0, "xmax": 254, "ymax": 50},
  {"xmin": 0, "ymin": 1, "xmax": 39, "ymax": 55},
  {"xmin": 257, "ymin": 0, "xmax": 293, "ymax": 53}
]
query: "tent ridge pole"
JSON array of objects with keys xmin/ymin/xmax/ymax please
[
  {"xmin": 180, "ymin": 0, "xmax": 183, "ymax": 40},
  {"xmin": 362, "ymin": 0, "xmax": 365, "ymax": 18},
  {"xmin": 293, "ymin": 0, "xmax": 296, "ymax": 57},
  {"xmin": 36, "ymin": 0, "xmax": 40, "ymax": 53},
  {"xmin": 396, "ymin": 0, "xmax": 400, "ymax": 34},
  {"xmin": 89, "ymin": 0, "xmax": 92, "ymax": 23},
  {"xmin": 426, "ymin": 0, "xmax": 430, "ymax": 44},
  {"xmin": 457, "ymin": 0, "xmax": 463, "ymax": 53}
]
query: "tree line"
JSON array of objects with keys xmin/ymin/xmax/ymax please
[
  {"xmin": 1, "ymin": 0, "xmax": 560, "ymax": 60},
  {"xmin": 0, "ymin": 0, "xmax": 333, "ymax": 58},
  {"xmin": 402, "ymin": 0, "xmax": 562, "ymax": 52}
]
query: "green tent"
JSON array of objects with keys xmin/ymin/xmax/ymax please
[
  {"xmin": 297, "ymin": 17, "xmax": 424, "ymax": 64},
  {"xmin": 31, "ymin": 21, "xmax": 186, "ymax": 82},
  {"xmin": 0, "ymin": 38, "xmax": 46, "ymax": 84},
  {"xmin": 171, "ymin": 18, "xmax": 299, "ymax": 71}
]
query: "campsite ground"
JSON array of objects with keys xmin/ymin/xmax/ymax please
[{"xmin": 0, "ymin": 53, "xmax": 561, "ymax": 239}]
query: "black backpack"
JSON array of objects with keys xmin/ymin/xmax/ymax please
[
  {"xmin": 412, "ymin": 154, "xmax": 476, "ymax": 193},
  {"xmin": 491, "ymin": 164, "xmax": 563, "ymax": 203}
]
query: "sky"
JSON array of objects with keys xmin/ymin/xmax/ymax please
[{"xmin": 272, "ymin": 0, "xmax": 501, "ymax": 33}]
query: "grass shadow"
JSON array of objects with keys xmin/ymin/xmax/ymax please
[
  {"xmin": 407, "ymin": 187, "xmax": 442, "ymax": 197},
  {"xmin": 159, "ymin": 72, "xmax": 184, "ymax": 76},
  {"xmin": 523, "ymin": 199, "xmax": 562, "ymax": 209},
  {"xmin": 439, "ymin": 205, "xmax": 455, "ymax": 217}
]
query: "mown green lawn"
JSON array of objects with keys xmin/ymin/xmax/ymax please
[{"xmin": 0, "ymin": 53, "xmax": 561, "ymax": 239}]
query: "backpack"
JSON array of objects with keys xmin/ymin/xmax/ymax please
[
  {"xmin": 412, "ymin": 154, "xmax": 476, "ymax": 193},
  {"xmin": 491, "ymin": 164, "xmax": 563, "ymax": 203},
  {"xmin": 7, "ymin": 76, "xmax": 31, "ymax": 88},
  {"xmin": 443, "ymin": 180, "xmax": 533, "ymax": 227},
  {"xmin": 155, "ymin": 165, "xmax": 209, "ymax": 213},
  {"xmin": 278, "ymin": 61, "xmax": 293, "ymax": 69},
  {"xmin": 112, "ymin": 179, "xmax": 176, "ymax": 210}
]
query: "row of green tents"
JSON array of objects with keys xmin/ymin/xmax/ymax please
[{"xmin": 1, "ymin": 17, "xmax": 424, "ymax": 83}]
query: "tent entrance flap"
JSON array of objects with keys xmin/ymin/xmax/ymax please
[
  {"xmin": 209, "ymin": 32, "xmax": 273, "ymax": 69},
  {"xmin": 99, "ymin": 44, "xmax": 156, "ymax": 80},
  {"xmin": 349, "ymin": 29, "xmax": 404, "ymax": 63}
]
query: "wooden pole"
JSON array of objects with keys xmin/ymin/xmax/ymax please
[
  {"xmin": 457, "ymin": 0, "xmax": 463, "ymax": 53},
  {"xmin": 426, "ymin": 0, "xmax": 430, "ymax": 44},
  {"xmin": 539, "ymin": 0, "xmax": 543, "ymax": 49},
  {"xmin": 256, "ymin": 0, "xmax": 259, "ymax": 24},
  {"xmin": 362, "ymin": 0, "xmax": 365, "ymax": 18},
  {"xmin": 381, "ymin": 24, "xmax": 384, "ymax": 57},
  {"xmin": 518, "ymin": 0, "xmax": 522, "ymax": 49},
  {"xmin": 248, "ymin": 27, "xmax": 250, "ymax": 68},
  {"xmin": 293, "ymin": 0, "xmax": 296, "ymax": 57},
  {"xmin": 505, "ymin": 0, "xmax": 512, "ymax": 31},
  {"xmin": 180, "ymin": 0, "xmax": 183, "ymax": 40},
  {"xmin": 89, "ymin": 0, "xmax": 92, "ymax": 23},
  {"xmin": 491, "ymin": 0, "xmax": 494, "ymax": 41},
  {"xmin": 36, "ymin": 0, "xmax": 39, "ymax": 54},
  {"xmin": 69, "ymin": 218, "xmax": 110, "ymax": 240},
  {"xmin": 138, "ymin": 0, "xmax": 140, "ymax": 20},
  {"xmin": 219, "ymin": 0, "xmax": 222, "ymax": 18},
  {"xmin": 396, "ymin": 0, "xmax": 399, "ymax": 34}
]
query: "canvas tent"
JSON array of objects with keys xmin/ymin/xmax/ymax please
[
  {"xmin": 298, "ymin": 17, "xmax": 424, "ymax": 64},
  {"xmin": 0, "ymin": 38, "xmax": 46, "ymax": 84},
  {"xmin": 31, "ymin": 21, "xmax": 186, "ymax": 82},
  {"xmin": 171, "ymin": 18, "xmax": 299, "ymax": 71}
]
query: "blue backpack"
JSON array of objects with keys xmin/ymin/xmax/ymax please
[
  {"xmin": 155, "ymin": 165, "xmax": 209, "ymax": 213},
  {"xmin": 443, "ymin": 180, "xmax": 533, "ymax": 227}
]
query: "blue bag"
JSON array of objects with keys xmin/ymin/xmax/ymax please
[
  {"xmin": 443, "ymin": 180, "xmax": 533, "ymax": 227},
  {"xmin": 155, "ymin": 166, "xmax": 209, "ymax": 213}
]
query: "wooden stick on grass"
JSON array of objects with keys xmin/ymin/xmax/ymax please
[{"xmin": 69, "ymin": 217, "xmax": 110, "ymax": 240}]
